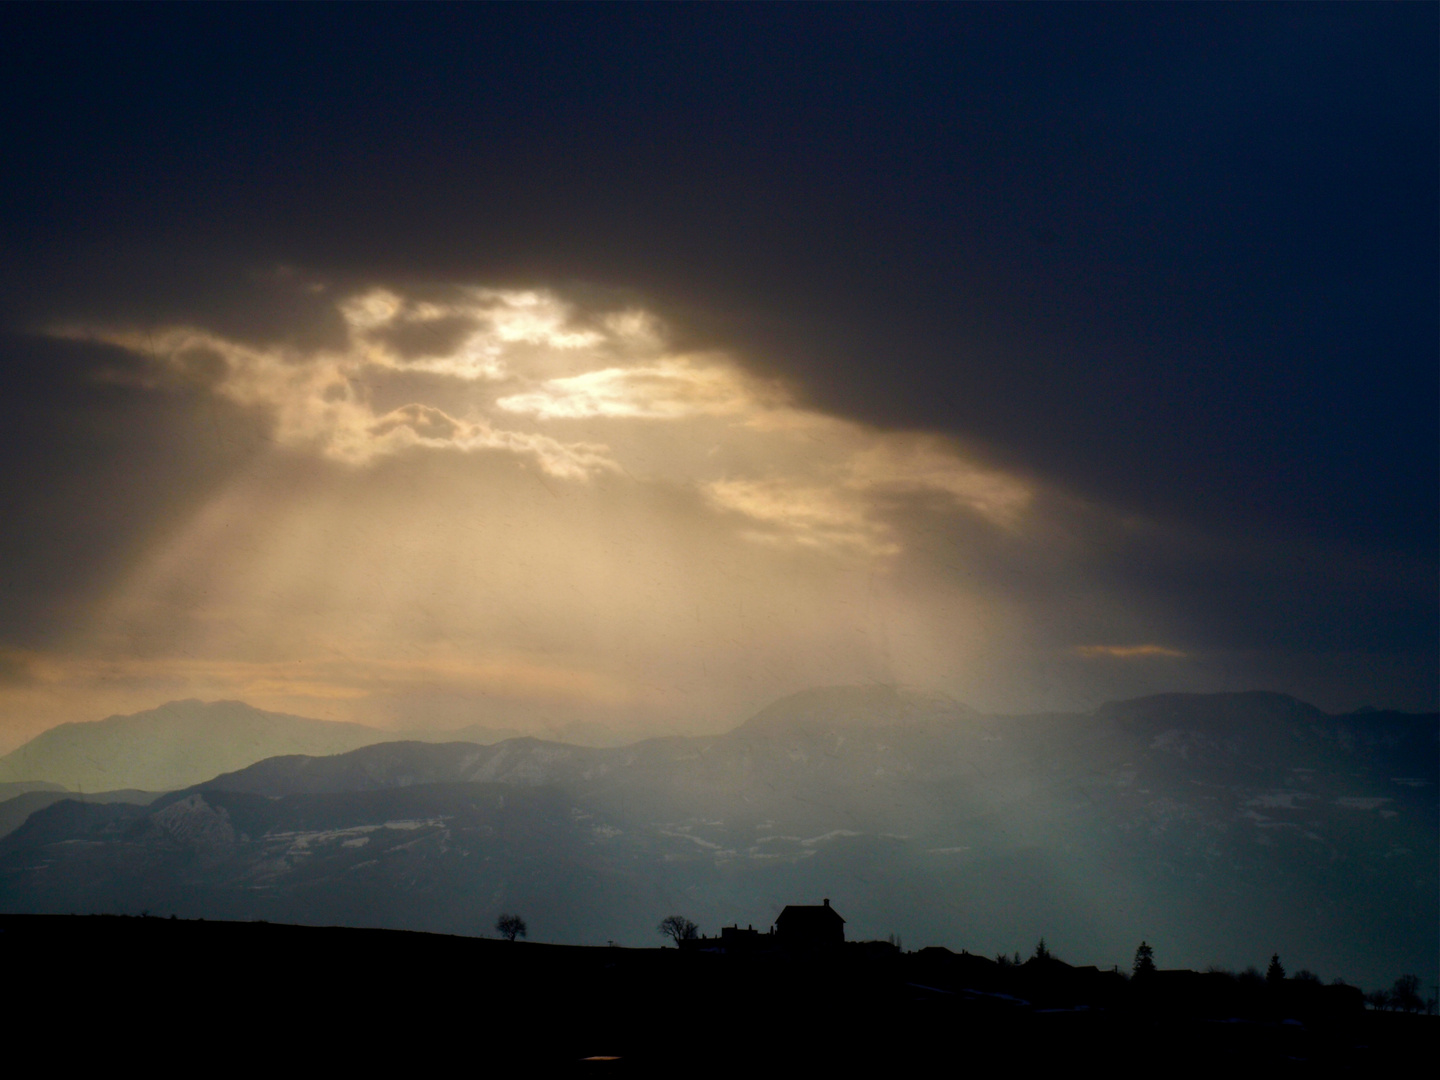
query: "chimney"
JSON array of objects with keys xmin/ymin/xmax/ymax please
[{"xmin": 823, "ymin": 898, "xmax": 830, "ymax": 907}]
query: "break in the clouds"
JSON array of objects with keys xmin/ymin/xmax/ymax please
[
  {"xmin": 61, "ymin": 286, "xmax": 1031, "ymax": 555},
  {"xmin": 0, "ymin": 278, "xmax": 1183, "ymax": 744},
  {"xmin": 1075, "ymin": 645, "xmax": 1189, "ymax": 660},
  {"xmin": 0, "ymin": 5, "xmax": 1431, "ymax": 748},
  {"xmin": 61, "ymin": 290, "xmax": 616, "ymax": 478},
  {"xmin": 0, "ymin": 268, "xmax": 1424, "ymax": 750}
]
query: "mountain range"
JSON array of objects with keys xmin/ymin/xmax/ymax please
[
  {"xmin": 0, "ymin": 686, "xmax": 1433, "ymax": 991},
  {"xmin": 0, "ymin": 700, "xmax": 391, "ymax": 791},
  {"xmin": 0, "ymin": 698, "xmax": 535, "ymax": 792},
  {"xmin": 0, "ymin": 788, "xmax": 156, "ymax": 840},
  {"xmin": 0, "ymin": 700, "xmax": 641, "ymax": 793}
]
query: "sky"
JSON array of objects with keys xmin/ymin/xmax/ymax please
[{"xmin": 0, "ymin": 5, "xmax": 1434, "ymax": 750}]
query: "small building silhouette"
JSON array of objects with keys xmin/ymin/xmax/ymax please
[
  {"xmin": 679, "ymin": 923, "xmax": 767, "ymax": 955},
  {"xmin": 720, "ymin": 924, "xmax": 764, "ymax": 954},
  {"xmin": 774, "ymin": 898, "xmax": 845, "ymax": 948}
]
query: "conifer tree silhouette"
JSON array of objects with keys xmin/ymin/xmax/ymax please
[
  {"xmin": 1266, "ymin": 953, "xmax": 1285, "ymax": 984},
  {"xmin": 1133, "ymin": 941, "xmax": 1156, "ymax": 977}
]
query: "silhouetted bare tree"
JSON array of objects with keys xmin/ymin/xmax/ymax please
[
  {"xmin": 496, "ymin": 913, "xmax": 527, "ymax": 941},
  {"xmin": 658, "ymin": 914, "xmax": 699, "ymax": 945},
  {"xmin": 1390, "ymin": 973, "xmax": 1423, "ymax": 1013}
]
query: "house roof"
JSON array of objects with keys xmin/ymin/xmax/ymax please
[{"xmin": 775, "ymin": 899, "xmax": 845, "ymax": 926}]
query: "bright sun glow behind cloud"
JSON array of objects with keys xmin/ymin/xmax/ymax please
[
  {"xmin": 60, "ymin": 285, "xmax": 1031, "ymax": 552},
  {"xmin": 5, "ymin": 282, "xmax": 1195, "ymax": 745}
]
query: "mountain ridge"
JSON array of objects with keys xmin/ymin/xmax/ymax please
[
  {"xmin": 1, "ymin": 685, "xmax": 1433, "ymax": 989},
  {"xmin": 0, "ymin": 699, "xmax": 393, "ymax": 791},
  {"xmin": 3, "ymin": 686, "xmax": 1432, "ymax": 795}
]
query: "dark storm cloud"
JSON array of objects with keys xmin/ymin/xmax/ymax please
[{"xmin": 0, "ymin": 4, "xmax": 1433, "ymax": 712}]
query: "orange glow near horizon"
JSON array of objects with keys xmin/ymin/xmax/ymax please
[{"xmin": 0, "ymin": 282, "xmax": 1199, "ymax": 750}]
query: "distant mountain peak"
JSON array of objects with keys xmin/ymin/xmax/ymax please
[
  {"xmin": 1091, "ymin": 691, "xmax": 1325, "ymax": 726},
  {"xmin": 734, "ymin": 685, "xmax": 975, "ymax": 735},
  {"xmin": 0, "ymin": 699, "xmax": 394, "ymax": 792}
]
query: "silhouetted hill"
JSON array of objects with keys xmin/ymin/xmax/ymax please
[
  {"xmin": 0, "ymin": 702, "xmax": 573, "ymax": 793},
  {"xmin": 0, "ymin": 699, "xmax": 398, "ymax": 791},
  {"xmin": 0, "ymin": 787, "xmax": 157, "ymax": 839},
  {"xmin": 1094, "ymin": 689, "xmax": 1324, "ymax": 725},
  {"xmin": 0, "ymin": 780, "xmax": 64, "ymax": 800},
  {"xmin": 0, "ymin": 688, "xmax": 1433, "ymax": 990},
  {"xmin": 734, "ymin": 684, "xmax": 981, "ymax": 734},
  {"xmin": 3, "ymin": 915, "xmax": 1432, "ymax": 1072}
]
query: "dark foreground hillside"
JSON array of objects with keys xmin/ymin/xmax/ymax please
[{"xmin": 2, "ymin": 915, "xmax": 1431, "ymax": 1073}]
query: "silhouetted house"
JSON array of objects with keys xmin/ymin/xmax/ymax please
[
  {"xmin": 720, "ymin": 924, "xmax": 765, "ymax": 954},
  {"xmin": 677, "ymin": 923, "xmax": 771, "ymax": 955},
  {"xmin": 774, "ymin": 898, "xmax": 845, "ymax": 948}
]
